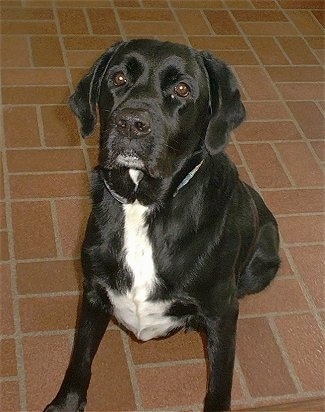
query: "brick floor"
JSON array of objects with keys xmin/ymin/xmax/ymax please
[{"xmin": 0, "ymin": 0, "xmax": 324, "ymax": 411}]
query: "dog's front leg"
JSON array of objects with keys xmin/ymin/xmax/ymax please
[
  {"xmin": 203, "ymin": 303, "xmax": 239, "ymax": 412},
  {"xmin": 44, "ymin": 291, "xmax": 111, "ymax": 412}
]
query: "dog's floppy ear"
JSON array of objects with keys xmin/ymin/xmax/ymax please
[
  {"xmin": 69, "ymin": 41, "xmax": 124, "ymax": 138},
  {"xmin": 202, "ymin": 52, "xmax": 245, "ymax": 155}
]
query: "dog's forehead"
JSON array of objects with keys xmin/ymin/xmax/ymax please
[{"xmin": 112, "ymin": 40, "xmax": 202, "ymax": 75}]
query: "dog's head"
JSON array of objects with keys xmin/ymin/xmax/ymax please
[{"xmin": 70, "ymin": 39, "xmax": 245, "ymax": 179}]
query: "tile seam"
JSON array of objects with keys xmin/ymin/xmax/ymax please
[
  {"xmin": 120, "ymin": 331, "xmax": 143, "ymax": 411},
  {"xmin": 267, "ymin": 316, "xmax": 303, "ymax": 392},
  {"xmin": 0, "ymin": 64, "xmax": 28, "ymax": 411}
]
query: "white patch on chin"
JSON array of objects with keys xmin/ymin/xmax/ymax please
[
  {"xmin": 116, "ymin": 154, "xmax": 145, "ymax": 170},
  {"xmin": 106, "ymin": 201, "xmax": 179, "ymax": 341}
]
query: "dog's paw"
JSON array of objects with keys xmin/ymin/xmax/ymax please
[{"xmin": 43, "ymin": 399, "xmax": 86, "ymax": 412}]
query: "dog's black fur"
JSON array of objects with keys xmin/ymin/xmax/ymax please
[{"xmin": 45, "ymin": 39, "xmax": 280, "ymax": 411}]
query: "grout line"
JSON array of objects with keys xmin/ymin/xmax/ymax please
[
  {"xmin": 235, "ymin": 357, "xmax": 254, "ymax": 408},
  {"xmin": 267, "ymin": 316, "xmax": 303, "ymax": 392},
  {"xmin": 167, "ymin": 0, "xmax": 192, "ymax": 47},
  {"xmin": 271, "ymin": 142, "xmax": 296, "ymax": 187},
  {"xmin": 120, "ymin": 331, "xmax": 143, "ymax": 411},
  {"xmin": 83, "ymin": 7, "xmax": 93, "ymax": 36},
  {"xmin": 134, "ymin": 358, "xmax": 205, "ymax": 370},
  {"xmin": 35, "ymin": 105, "xmax": 47, "ymax": 147},
  {"xmin": 0, "ymin": 62, "xmax": 28, "ymax": 411}
]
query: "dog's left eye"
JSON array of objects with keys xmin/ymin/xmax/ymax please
[
  {"xmin": 174, "ymin": 82, "xmax": 190, "ymax": 98},
  {"xmin": 113, "ymin": 72, "xmax": 127, "ymax": 87}
]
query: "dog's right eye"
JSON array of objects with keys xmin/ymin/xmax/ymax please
[{"xmin": 113, "ymin": 72, "xmax": 127, "ymax": 87}]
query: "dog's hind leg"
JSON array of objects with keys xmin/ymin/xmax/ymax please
[
  {"xmin": 237, "ymin": 222, "xmax": 280, "ymax": 299},
  {"xmin": 44, "ymin": 291, "xmax": 111, "ymax": 412}
]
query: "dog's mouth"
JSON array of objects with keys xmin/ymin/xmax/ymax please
[{"xmin": 116, "ymin": 153, "xmax": 145, "ymax": 170}]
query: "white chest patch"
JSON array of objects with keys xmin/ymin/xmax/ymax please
[{"xmin": 107, "ymin": 185, "xmax": 179, "ymax": 341}]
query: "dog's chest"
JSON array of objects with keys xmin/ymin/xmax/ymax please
[{"xmin": 107, "ymin": 200, "xmax": 178, "ymax": 341}]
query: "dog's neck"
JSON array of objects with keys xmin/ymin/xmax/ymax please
[{"xmin": 100, "ymin": 153, "xmax": 203, "ymax": 205}]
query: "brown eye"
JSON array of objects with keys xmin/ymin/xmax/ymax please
[
  {"xmin": 174, "ymin": 82, "xmax": 190, "ymax": 98},
  {"xmin": 113, "ymin": 72, "xmax": 127, "ymax": 86}
]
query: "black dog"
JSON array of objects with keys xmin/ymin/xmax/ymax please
[{"xmin": 45, "ymin": 39, "xmax": 280, "ymax": 411}]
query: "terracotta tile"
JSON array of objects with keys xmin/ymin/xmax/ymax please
[
  {"xmin": 239, "ymin": 22, "xmax": 298, "ymax": 35},
  {"xmin": 232, "ymin": 10, "xmax": 287, "ymax": 22},
  {"xmin": 226, "ymin": 144, "xmax": 242, "ymax": 166},
  {"xmin": 137, "ymin": 363, "xmax": 206, "ymax": 408},
  {"xmin": 66, "ymin": 50, "xmax": 103, "ymax": 67},
  {"xmin": 290, "ymin": 245, "xmax": 325, "ymax": 309},
  {"xmin": 1, "ymin": 36, "xmax": 31, "ymax": 67},
  {"xmin": 312, "ymin": 10, "xmax": 325, "ymax": 28},
  {"xmin": 10, "ymin": 173, "xmax": 89, "ymax": 199},
  {"xmin": 114, "ymin": 0, "xmax": 141, "ymax": 6},
  {"xmin": 204, "ymin": 10, "xmax": 240, "ymax": 35},
  {"xmin": 252, "ymin": 0, "xmax": 279, "ymax": 8},
  {"xmin": 234, "ymin": 121, "xmax": 302, "ymax": 142},
  {"xmin": 275, "ymin": 313, "xmax": 324, "ymax": 391},
  {"xmin": 130, "ymin": 330, "xmax": 204, "ymax": 364},
  {"xmin": 266, "ymin": 66, "xmax": 325, "ymax": 83},
  {"xmin": 190, "ymin": 36, "xmax": 248, "ymax": 51},
  {"xmin": 64, "ymin": 36, "xmax": 121, "ymax": 50},
  {"xmin": 118, "ymin": 8, "xmax": 173, "ymax": 21},
  {"xmin": 0, "ymin": 203, "xmax": 6, "ymax": 230},
  {"xmin": 171, "ymin": 0, "xmax": 224, "ymax": 7},
  {"xmin": 278, "ymin": 37, "xmax": 318, "ymax": 65},
  {"xmin": 248, "ymin": 37, "xmax": 289, "ymax": 65},
  {"xmin": 0, "ymin": 264, "xmax": 15, "ymax": 336},
  {"xmin": 262, "ymin": 189, "xmax": 325, "ymax": 215},
  {"xmin": 87, "ymin": 331, "xmax": 136, "ymax": 410},
  {"xmin": 7, "ymin": 149, "xmax": 86, "ymax": 173},
  {"xmin": 238, "ymin": 166, "xmax": 254, "ymax": 186},
  {"xmin": 241, "ymin": 278, "xmax": 308, "ymax": 315},
  {"xmin": 237, "ymin": 318, "xmax": 296, "ymax": 396},
  {"xmin": 123, "ymin": 20, "xmax": 182, "ymax": 36},
  {"xmin": 2, "ymin": 68, "xmax": 67, "ymax": 86},
  {"xmin": 143, "ymin": 0, "xmax": 168, "ymax": 6},
  {"xmin": 56, "ymin": 0, "xmax": 110, "ymax": 5},
  {"xmin": 56, "ymin": 198, "xmax": 91, "ymax": 258},
  {"xmin": 2, "ymin": 21, "xmax": 57, "ymax": 35},
  {"xmin": 23, "ymin": 334, "xmax": 72, "ymax": 410},
  {"xmin": 235, "ymin": 67, "xmax": 278, "ymax": 100},
  {"xmin": 0, "ymin": 158, "xmax": 4, "ymax": 201},
  {"xmin": 276, "ymin": 142, "xmax": 324, "ymax": 186},
  {"xmin": 3, "ymin": 86, "xmax": 70, "ymax": 105},
  {"xmin": 226, "ymin": 0, "xmax": 254, "ymax": 9},
  {"xmin": 0, "ymin": 339, "xmax": 17, "ymax": 377},
  {"xmin": 277, "ymin": 249, "xmax": 294, "ymax": 277},
  {"xmin": 30, "ymin": 36, "xmax": 64, "ymax": 67},
  {"xmin": 16, "ymin": 260, "xmax": 82, "ymax": 295},
  {"xmin": 11, "ymin": 201, "xmax": 57, "ymax": 259},
  {"xmin": 287, "ymin": 102, "xmax": 325, "ymax": 140},
  {"xmin": 176, "ymin": 9, "xmax": 210, "ymax": 35},
  {"xmin": 0, "ymin": 382, "xmax": 20, "ymax": 411},
  {"xmin": 305, "ymin": 36, "xmax": 324, "ymax": 50},
  {"xmin": 287, "ymin": 9, "xmax": 324, "ymax": 36},
  {"xmin": 241, "ymin": 143, "xmax": 291, "ymax": 188},
  {"xmin": 277, "ymin": 83, "xmax": 324, "ymax": 100},
  {"xmin": 87, "ymin": 9, "xmax": 120, "ymax": 35},
  {"xmin": 3, "ymin": 107, "xmax": 41, "ymax": 148},
  {"xmin": 20, "ymin": 295, "xmax": 79, "ymax": 332},
  {"xmin": 278, "ymin": 215, "xmax": 324, "ymax": 244},
  {"xmin": 58, "ymin": 8, "xmax": 89, "ymax": 34},
  {"xmin": 244, "ymin": 101, "xmax": 290, "ymax": 121},
  {"xmin": 0, "ymin": 232, "xmax": 10, "ymax": 261},
  {"xmin": 41, "ymin": 105, "xmax": 80, "ymax": 147},
  {"xmin": 216, "ymin": 50, "xmax": 258, "ymax": 65},
  {"xmin": 278, "ymin": 0, "xmax": 324, "ymax": 8},
  {"xmin": 311, "ymin": 141, "xmax": 325, "ymax": 161},
  {"xmin": 1, "ymin": 7, "xmax": 53, "ymax": 20}
]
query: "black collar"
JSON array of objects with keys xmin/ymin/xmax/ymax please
[{"xmin": 101, "ymin": 156, "xmax": 204, "ymax": 205}]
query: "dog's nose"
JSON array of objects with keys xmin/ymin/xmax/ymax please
[{"xmin": 114, "ymin": 109, "xmax": 151, "ymax": 138}]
